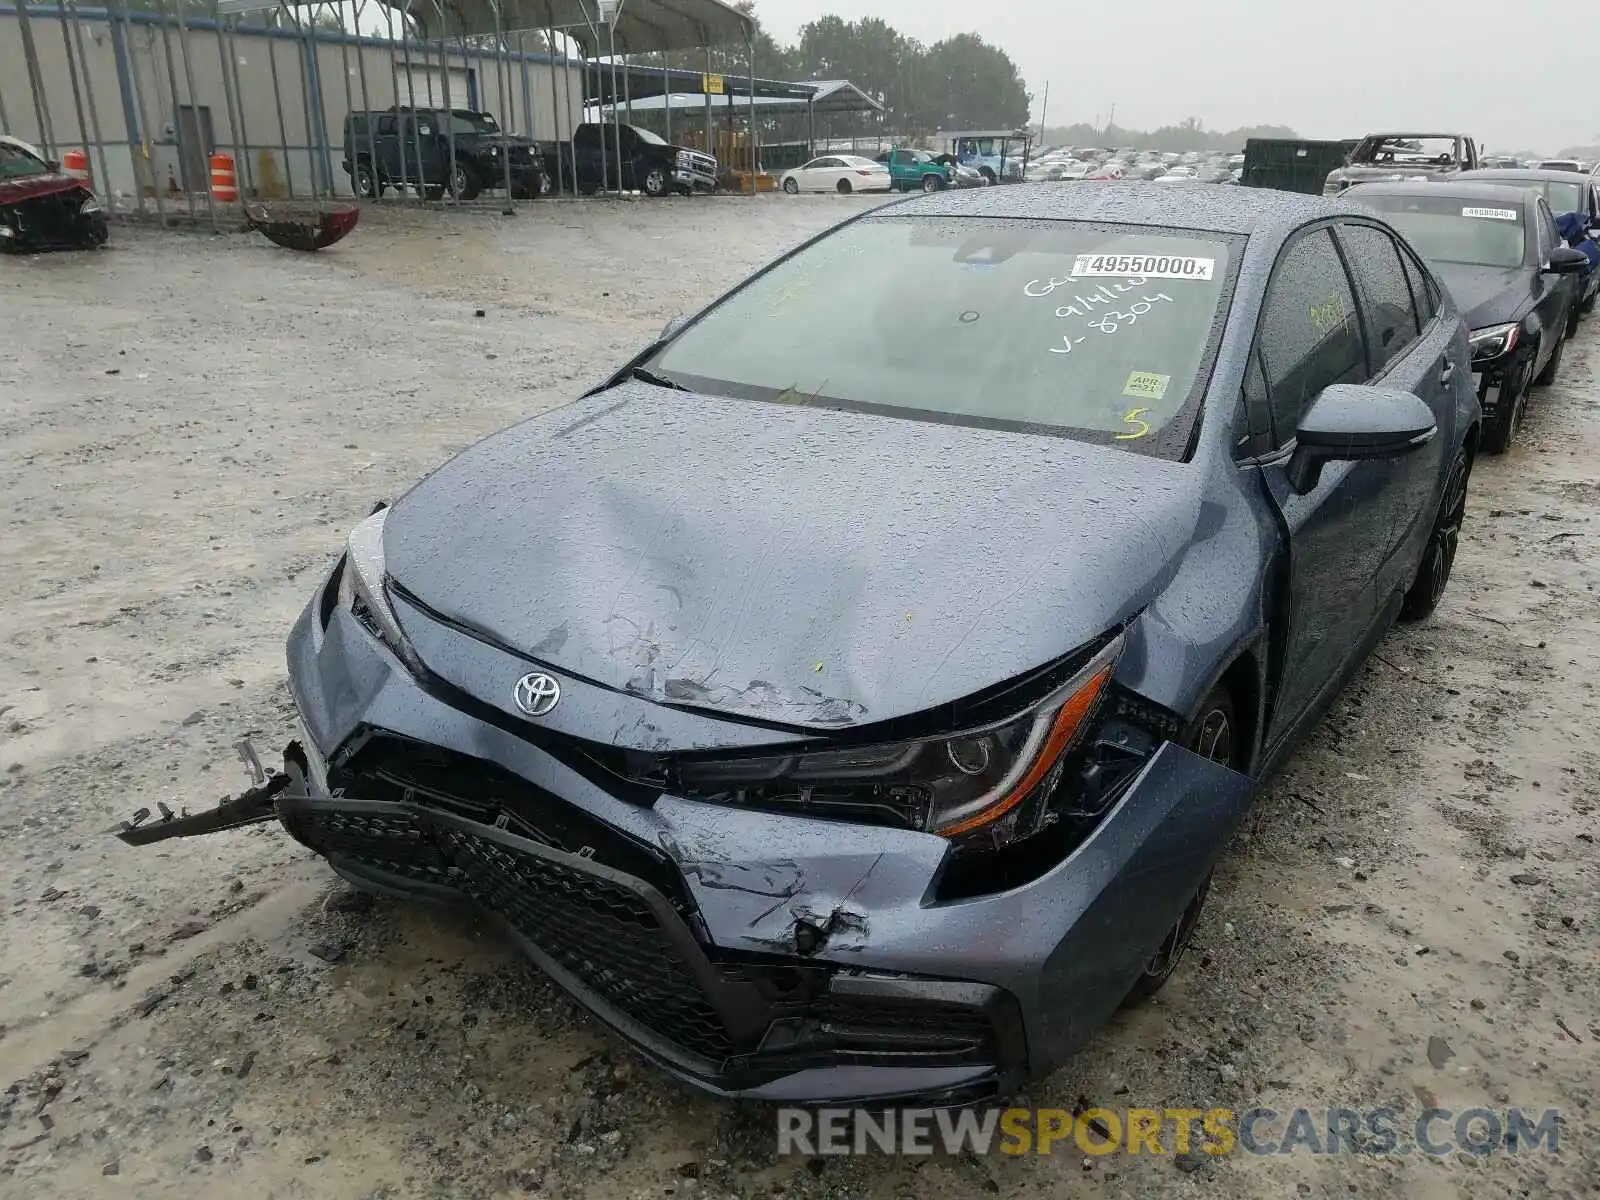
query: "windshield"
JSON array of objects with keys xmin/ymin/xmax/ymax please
[
  {"xmin": 632, "ymin": 126, "xmax": 668, "ymax": 146},
  {"xmin": 0, "ymin": 141, "xmax": 49, "ymax": 181},
  {"xmin": 449, "ymin": 111, "xmax": 497, "ymax": 135},
  {"xmin": 1358, "ymin": 194, "xmax": 1527, "ymax": 269},
  {"xmin": 1355, "ymin": 136, "xmax": 1458, "ymax": 166},
  {"xmin": 1538, "ymin": 180, "xmax": 1584, "ymax": 213},
  {"xmin": 649, "ymin": 217, "xmax": 1236, "ymax": 457}
]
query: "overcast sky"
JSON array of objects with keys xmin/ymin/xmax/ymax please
[{"xmin": 757, "ymin": 0, "xmax": 1590, "ymax": 153}]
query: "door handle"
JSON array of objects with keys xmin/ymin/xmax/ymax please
[{"xmin": 1438, "ymin": 360, "xmax": 1456, "ymax": 385}]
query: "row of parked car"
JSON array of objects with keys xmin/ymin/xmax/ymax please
[
  {"xmin": 1028, "ymin": 146, "xmax": 1246, "ymax": 184},
  {"xmin": 1338, "ymin": 166, "xmax": 1600, "ymax": 453}
]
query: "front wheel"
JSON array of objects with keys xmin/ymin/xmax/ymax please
[
  {"xmin": 1400, "ymin": 445, "xmax": 1470, "ymax": 622},
  {"xmin": 782, "ymin": 176, "xmax": 799, "ymax": 194},
  {"xmin": 1535, "ymin": 330, "xmax": 1565, "ymax": 386},
  {"xmin": 1481, "ymin": 350, "xmax": 1533, "ymax": 455},
  {"xmin": 1124, "ymin": 687, "xmax": 1235, "ymax": 1003},
  {"xmin": 447, "ymin": 163, "xmax": 480, "ymax": 202},
  {"xmin": 642, "ymin": 166, "xmax": 668, "ymax": 197},
  {"xmin": 836, "ymin": 178, "xmax": 853, "ymax": 194},
  {"xmin": 354, "ymin": 163, "xmax": 384, "ymax": 199},
  {"xmin": 921, "ymin": 172, "xmax": 943, "ymax": 193}
]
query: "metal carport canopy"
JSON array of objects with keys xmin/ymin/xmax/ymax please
[{"xmin": 212, "ymin": 0, "xmax": 757, "ymax": 53}]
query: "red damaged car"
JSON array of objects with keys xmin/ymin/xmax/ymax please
[{"xmin": 0, "ymin": 135, "xmax": 108, "ymax": 253}]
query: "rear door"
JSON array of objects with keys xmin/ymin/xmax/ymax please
[
  {"xmin": 1333, "ymin": 220, "xmax": 1452, "ymax": 580},
  {"xmin": 1530, "ymin": 198, "xmax": 1575, "ymax": 349},
  {"xmin": 1245, "ymin": 225, "xmax": 1427, "ymax": 744}
]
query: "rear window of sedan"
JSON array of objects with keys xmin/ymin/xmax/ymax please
[
  {"xmin": 1357, "ymin": 193, "xmax": 1528, "ymax": 268},
  {"xmin": 649, "ymin": 217, "xmax": 1238, "ymax": 457}
]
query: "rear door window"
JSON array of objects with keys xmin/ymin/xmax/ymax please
[
  {"xmin": 1337, "ymin": 223, "xmax": 1422, "ymax": 373},
  {"xmin": 1256, "ymin": 227, "xmax": 1367, "ymax": 444}
]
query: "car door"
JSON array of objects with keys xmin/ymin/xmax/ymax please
[
  {"xmin": 1334, "ymin": 220, "xmax": 1452, "ymax": 582},
  {"xmin": 1243, "ymin": 225, "xmax": 1426, "ymax": 745},
  {"xmin": 794, "ymin": 157, "xmax": 829, "ymax": 190},
  {"xmin": 376, "ymin": 114, "xmax": 403, "ymax": 184},
  {"xmin": 1530, "ymin": 198, "xmax": 1574, "ymax": 353}
]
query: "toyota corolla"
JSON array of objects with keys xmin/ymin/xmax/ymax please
[{"xmin": 121, "ymin": 184, "xmax": 1479, "ymax": 1106}]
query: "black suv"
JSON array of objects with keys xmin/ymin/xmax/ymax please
[
  {"xmin": 560, "ymin": 122, "xmax": 718, "ymax": 196},
  {"xmin": 343, "ymin": 107, "xmax": 550, "ymax": 201}
]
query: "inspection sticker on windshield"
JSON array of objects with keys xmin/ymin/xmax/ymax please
[
  {"xmin": 1071, "ymin": 253, "xmax": 1214, "ymax": 280},
  {"xmin": 1123, "ymin": 371, "xmax": 1171, "ymax": 401},
  {"xmin": 1461, "ymin": 206, "xmax": 1518, "ymax": 221}
]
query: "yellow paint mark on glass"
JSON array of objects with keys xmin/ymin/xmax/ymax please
[{"xmin": 1115, "ymin": 407, "xmax": 1153, "ymax": 440}]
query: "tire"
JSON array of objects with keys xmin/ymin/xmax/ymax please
[
  {"xmin": 1582, "ymin": 285, "xmax": 1597, "ymax": 315},
  {"xmin": 836, "ymin": 178, "xmax": 853, "ymax": 194},
  {"xmin": 642, "ymin": 166, "xmax": 668, "ymax": 197},
  {"xmin": 921, "ymin": 172, "xmax": 942, "ymax": 193},
  {"xmin": 1480, "ymin": 350, "xmax": 1533, "ymax": 455},
  {"xmin": 354, "ymin": 163, "xmax": 384, "ymax": 199},
  {"xmin": 979, "ymin": 167, "xmax": 997, "ymax": 185},
  {"xmin": 1124, "ymin": 687, "xmax": 1236, "ymax": 1003},
  {"xmin": 1535, "ymin": 330, "xmax": 1564, "ymax": 386},
  {"xmin": 578, "ymin": 180, "xmax": 599, "ymax": 196},
  {"xmin": 1566, "ymin": 298, "xmax": 1582, "ymax": 339},
  {"xmin": 1400, "ymin": 445, "xmax": 1470, "ymax": 622},
  {"xmin": 782, "ymin": 176, "xmax": 799, "ymax": 194},
  {"xmin": 447, "ymin": 163, "xmax": 480, "ymax": 202}
]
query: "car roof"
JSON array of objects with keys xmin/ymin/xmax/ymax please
[
  {"xmin": 1462, "ymin": 168, "xmax": 1587, "ymax": 185},
  {"xmin": 1343, "ymin": 180, "xmax": 1535, "ymax": 208},
  {"xmin": 884, "ymin": 180, "xmax": 1360, "ymax": 237}
]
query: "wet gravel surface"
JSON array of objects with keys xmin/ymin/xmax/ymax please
[{"xmin": 1, "ymin": 194, "xmax": 1597, "ymax": 1199}]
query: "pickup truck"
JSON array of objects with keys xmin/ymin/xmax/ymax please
[
  {"xmin": 342, "ymin": 107, "xmax": 550, "ymax": 201},
  {"xmin": 548, "ymin": 123, "xmax": 718, "ymax": 197},
  {"xmin": 1322, "ymin": 133, "xmax": 1480, "ymax": 196}
]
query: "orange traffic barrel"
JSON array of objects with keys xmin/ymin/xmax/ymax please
[
  {"xmin": 209, "ymin": 151, "xmax": 238, "ymax": 203},
  {"xmin": 62, "ymin": 148, "xmax": 90, "ymax": 183}
]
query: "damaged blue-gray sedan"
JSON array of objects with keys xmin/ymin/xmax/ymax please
[{"xmin": 121, "ymin": 183, "xmax": 1480, "ymax": 1105}]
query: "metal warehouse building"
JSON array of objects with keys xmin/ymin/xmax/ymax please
[{"xmin": 1, "ymin": 3, "xmax": 587, "ymax": 206}]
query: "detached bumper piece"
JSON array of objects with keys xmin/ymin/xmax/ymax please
[{"xmin": 279, "ymin": 736, "xmax": 1024, "ymax": 1102}]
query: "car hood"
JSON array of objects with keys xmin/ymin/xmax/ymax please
[
  {"xmin": 1432, "ymin": 263, "xmax": 1530, "ymax": 329},
  {"xmin": 383, "ymin": 382, "xmax": 1202, "ymax": 730},
  {"xmin": 0, "ymin": 172, "xmax": 84, "ymax": 205}
]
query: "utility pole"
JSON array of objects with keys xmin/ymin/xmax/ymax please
[{"xmin": 1037, "ymin": 80, "xmax": 1049, "ymax": 145}]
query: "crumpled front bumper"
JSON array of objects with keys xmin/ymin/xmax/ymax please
[{"xmin": 151, "ymin": 586, "xmax": 1255, "ymax": 1104}]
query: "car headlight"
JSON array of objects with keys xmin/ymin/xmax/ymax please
[
  {"xmin": 676, "ymin": 150, "xmax": 691, "ymax": 167},
  {"xmin": 1469, "ymin": 322, "xmax": 1519, "ymax": 361},
  {"xmin": 79, "ymin": 197, "xmax": 102, "ymax": 215},
  {"xmin": 671, "ymin": 635, "xmax": 1123, "ymax": 850},
  {"xmin": 334, "ymin": 507, "xmax": 423, "ymax": 671}
]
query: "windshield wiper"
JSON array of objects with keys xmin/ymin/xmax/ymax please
[{"xmin": 629, "ymin": 365, "xmax": 689, "ymax": 392}]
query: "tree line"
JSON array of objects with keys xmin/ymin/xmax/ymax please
[{"xmin": 658, "ymin": 7, "xmax": 1032, "ymax": 132}]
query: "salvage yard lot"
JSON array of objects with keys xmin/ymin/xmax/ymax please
[{"xmin": 1, "ymin": 196, "xmax": 1597, "ymax": 1199}]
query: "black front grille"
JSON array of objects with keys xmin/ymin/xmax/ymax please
[
  {"xmin": 437, "ymin": 824, "xmax": 733, "ymax": 1061},
  {"xmin": 332, "ymin": 735, "xmax": 689, "ymax": 908},
  {"xmin": 282, "ymin": 801, "xmax": 457, "ymax": 888}
]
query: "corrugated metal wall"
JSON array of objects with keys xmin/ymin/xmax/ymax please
[{"xmin": 0, "ymin": 4, "xmax": 585, "ymax": 207}]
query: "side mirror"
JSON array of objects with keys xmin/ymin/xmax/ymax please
[
  {"xmin": 659, "ymin": 313, "xmax": 689, "ymax": 341},
  {"xmin": 45, "ymin": 159, "xmax": 60, "ymax": 172},
  {"xmin": 1544, "ymin": 245, "xmax": 1589, "ymax": 275},
  {"xmin": 1287, "ymin": 384, "xmax": 1437, "ymax": 494}
]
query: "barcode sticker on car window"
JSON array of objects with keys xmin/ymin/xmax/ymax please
[
  {"xmin": 1071, "ymin": 253, "xmax": 1215, "ymax": 280},
  {"xmin": 1461, "ymin": 207, "xmax": 1519, "ymax": 221}
]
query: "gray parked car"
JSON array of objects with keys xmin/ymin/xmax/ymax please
[{"xmin": 120, "ymin": 184, "xmax": 1480, "ymax": 1107}]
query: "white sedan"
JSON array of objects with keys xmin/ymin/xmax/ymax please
[{"xmin": 780, "ymin": 155, "xmax": 892, "ymax": 195}]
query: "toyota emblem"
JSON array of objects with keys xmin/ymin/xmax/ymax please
[{"xmin": 512, "ymin": 672, "xmax": 561, "ymax": 717}]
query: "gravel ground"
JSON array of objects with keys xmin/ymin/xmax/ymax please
[{"xmin": 1, "ymin": 195, "xmax": 1596, "ymax": 1200}]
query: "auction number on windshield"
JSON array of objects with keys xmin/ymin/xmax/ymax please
[{"xmin": 1072, "ymin": 253, "xmax": 1215, "ymax": 280}]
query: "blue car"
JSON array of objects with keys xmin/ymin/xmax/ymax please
[{"xmin": 121, "ymin": 183, "xmax": 1480, "ymax": 1107}]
